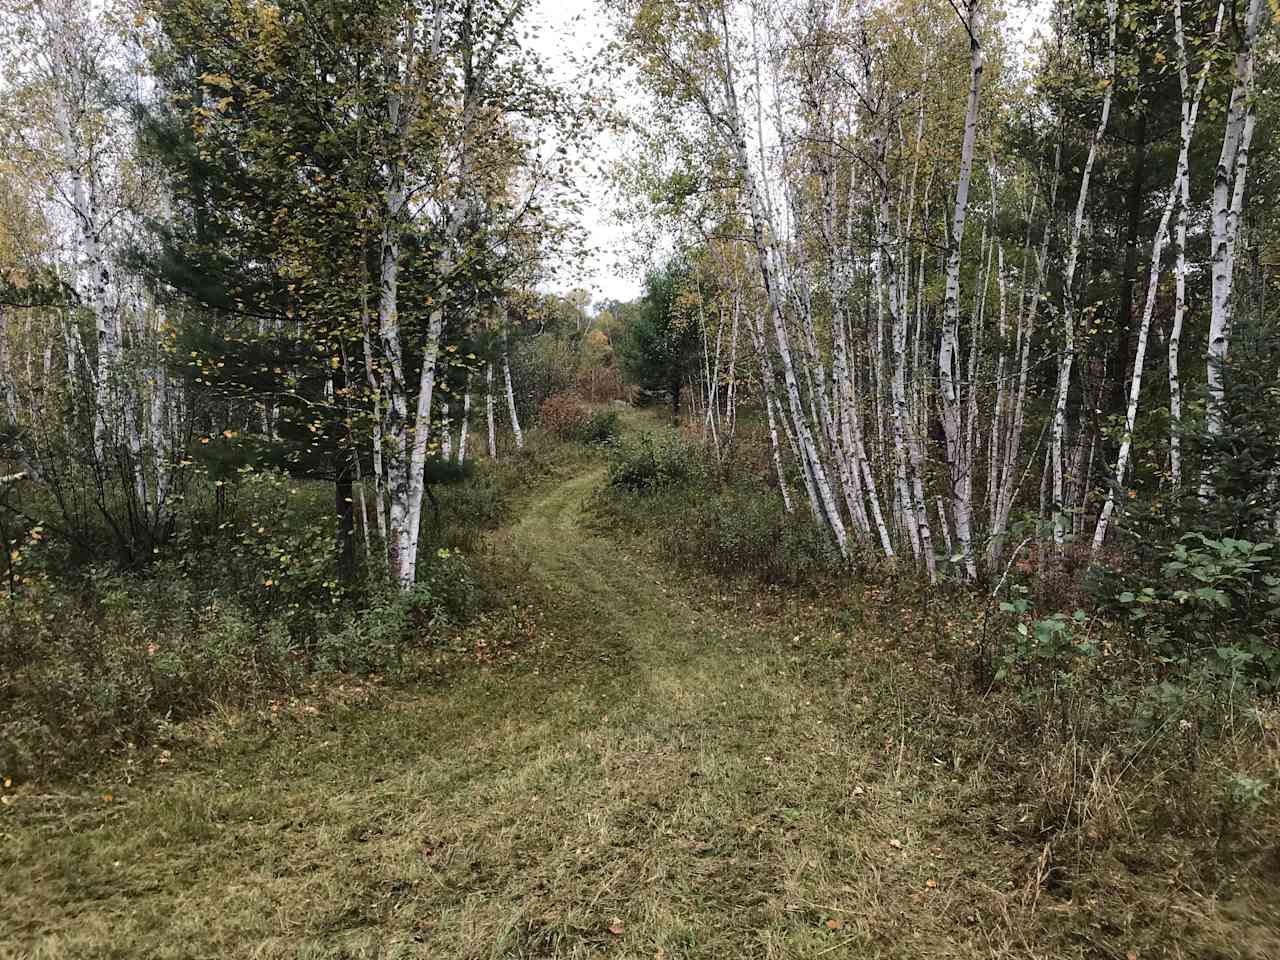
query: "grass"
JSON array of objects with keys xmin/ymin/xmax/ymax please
[{"xmin": 3, "ymin": 407, "xmax": 1279, "ymax": 959}]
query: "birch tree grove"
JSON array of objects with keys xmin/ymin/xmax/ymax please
[
  {"xmin": 0, "ymin": 0, "xmax": 1276, "ymax": 596},
  {"xmin": 612, "ymin": 0, "xmax": 1279, "ymax": 579}
]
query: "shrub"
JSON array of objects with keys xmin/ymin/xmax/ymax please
[
  {"xmin": 576, "ymin": 366, "xmax": 627, "ymax": 403},
  {"xmin": 511, "ymin": 338, "xmax": 582, "ymax": 421},
  {"xmin": 595, "ymin": 435, "xmax": 841, "ymax": 587},
  {"xmin": 537, "ymin": 394, "xmax": 620, "ymax": 445},
  {"xmin": 0, "ymin": 572, "xmax": 305, "ymax": 779},
  {"xmin": 315, "ymin": 552, "xmax": 472, "ymax": 673},
  {"xmin": 606, "ymin": 432, "xmax": 697, "ymax": 491},
  {"xmin": 659, "ymin": 488, "xmax": 840, "ymax": 585},
  {"xmin": 582, "ymin": 410, "xmax": 621, "ymax": 444},
  {"xmin": 539, "ymin": 393, "xmax": 591, "ymax": 440},
  {"xmin": 1110, "ymin": 533, "xmax": 1280, "ymax": 683}
]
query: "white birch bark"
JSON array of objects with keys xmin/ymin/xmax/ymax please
[
  {"xmin": 743, "ymin": 293, "xmax": 796, "ymax": 514},
  {"xmin": 1205, "ymin": 0, "xmax": 1264, "ymax": 454},
  {"xmin": 378, "ymin": 150, "xmax": 413, "ymax": 585},
  {"xmin": 937, "ymin": 0, "xmax": 984, "ymax": 580},
  {"xmin": 457, "ymin": 372, "xmax": 472, "ymax": 464},
  {"xmin": 993, "ymin": 149, "xmax": 1058, "ymax": 564},
  {"xmin": 878, "ymin": 135, "xmax": 932, "ymax": 576},
  {"xmin": 717, "ymin": 8, "xmax": 848, "ymax": 555},
  {"xmin": 0, "ymin": 307, "xmax": 17, "ymax": 424},
  {"xmin": 360, "ymin": 288, "xmax": 389, "ymax": 556},
  {"xmin": 1092, "ymin": 0, "xmax": 1220, "ymax": 552},
  {"xmin": 764, "ymin": 392, "xmax": 794, "ymax": 514},
  {"xmin": 1051, "ymin": 0, "xmax": 1116, "ymax": 548},
  {"xmin": 46, "ymin": 3, "xmax": 117, "ymax": 453},
  {"xmin": 485, "ymin": 361, "xmax": 499, "ymax": 458},
  {"xmin": 502, "ymin": 328, "xmax": 523, "ymax": 451},
  {"xmin": 440, "ymin": 400, "xmax": 453, "ymax": 461}
]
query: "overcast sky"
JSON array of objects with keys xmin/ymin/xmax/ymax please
[{"xmin": 528, "ymin": 0, "xmax": 641, "ymax": 307}]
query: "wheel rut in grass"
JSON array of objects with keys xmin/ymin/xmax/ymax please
[{"xmin": 508, "ymin": 462, "xmax": 739, "ymax": 724}]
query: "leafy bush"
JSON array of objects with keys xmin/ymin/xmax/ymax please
[
  {"xmin": 606, "ymin": 432, "xmax": 698, "ymax": 491},
  {"xmin": 315, "ymin": 552, "xmax": 472, "ymax": 673},
  {"xmin": 510, "ymin": 337, "xmax": 582, "ymax": 421},
  {"xmin": 1112, "ymin": 533, "xmax": 1280, "ymax": 683},
  {"xmin": 658, "ymin": 488, "xmax": 839, "ymax": 585},
  {"xmin": 582, "ymin": 410, "xmax": 621, "ymax": 444},
  {"xmin": 995, "ymin": 587, "xmax": 1097, "ymax": 684},
  {"xmin": 173, "ymin": 468, "xmax": 350, "ymax": 643},
  {"xmin": 595, "ymin": 433, "xmax": 840, "ymax": 586},
  {"xmin": 539, "ymin": 393, "xmax": 591, "ymax": 440},
  {"xmin": 0, "ymin": 435, "xmax": 564, "ymax": 781},
  {"xmin": 537, "ymin": 394, "xmax": 620, "ymax": 444}
]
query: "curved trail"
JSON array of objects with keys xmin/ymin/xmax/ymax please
[
  {"xmin": 509, "ymin": 465, "xmax": 726, "ymax": 705},
  {"xmin": 9, "ymin": 448, "xmax": 1278, "ymax": 958}
]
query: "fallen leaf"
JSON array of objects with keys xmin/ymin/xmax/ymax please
[{"xmin": 889, "ymin": 838, "xmax": 902, "ymax": 850}]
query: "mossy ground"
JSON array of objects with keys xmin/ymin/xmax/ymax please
[{"xmin": 3, "ymin": 410, "xmax": 1278, "ymax": 959}]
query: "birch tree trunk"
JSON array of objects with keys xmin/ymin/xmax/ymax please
[
  {"xmin": 993, "ymin": 148, "xmax": 1059, "ymax": 564},
  {"xmin": 1051, "ymin": 0, "xmax": 1116, "ymax": 548},
  {"xmin": 1093, "ymin": 0, "xmax": 1220, "ymax": 552},
  {"xmin": 378, "ymin": 149, "xmax": 412, "ymax": 586},
  {"xmin": 457, "ymin": 372, "xmax": 472, "ymax": 464},
  {"xmin": 1205, "ymin": 0, "xmax": 1264, "ymax": 459},
  {"xmin": 486, "ymin": 361, "xmax": 497, "ymax": 458},
  {"xmin": 937, "ymin": 0, "xmax": 983, "ymax": 580},
  {"xmin": 47, "ymin": 5, "xmax": 117, "ymax": 454},
  {"xmin": 502, "ymin": 327, "xmax": 523, "ymax": 451},
  {"xmin": 718, "ymin": 8, "xmax": 848, "ymax": 555},
  {"xmin": 441, "ymin": 401, "xmax": 453, "ymax": 461}
]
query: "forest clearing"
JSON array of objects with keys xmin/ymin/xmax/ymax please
[{"xmin": 2, "ymin": 0, "xmax": 1280, "ymax": 956}]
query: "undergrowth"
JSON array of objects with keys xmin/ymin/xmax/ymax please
[
  {"xmin": 593, "ymin": 429, "xmax": 842, "ymax": 587},
  {"xmin": 0, "ymin": 432, "xmax": 580, "ymax": 783},
  {"xmin": 592, "ymin": 413, "xmax": 1280, "ymax": 944}
]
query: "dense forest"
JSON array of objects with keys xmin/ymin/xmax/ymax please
[{"xmin": 2, "ymin": 0, "xmax": 1279, "ymax": 956}]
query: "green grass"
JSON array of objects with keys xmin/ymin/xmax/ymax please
[{"xmin": 3, "ymin": 408, "xmax": 1279, "ymax": 959}]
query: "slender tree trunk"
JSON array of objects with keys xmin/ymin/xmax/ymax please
[
  {"xmin": 1093, "ymin": 0, "xmax": 1219, "ymax": 552},
  {"xmin": 717, "ymin": 9, "xmax": 847, "ymax": 555},
  {"xmin": 441, "ymin": 401, "xmax": 452, "ymax": 461},
  {"xmin": 937, "ymin": 0, "xmax": 984, "ymax": 580},
  {"xmin": 502, "ymin": 329, "xmax": 523, "ymax": 450},
  {"xmin": 458, "ymin": 371, "xmax": 472, "ymax": 465},
  {"xmin": 486, "ymin": 361, "xmax": 497, "ymax": 458},
  {"xmin": 1052, "ymin": 0, "xmax": 1116, "ymax": 548},
  {"xmin": 403, "ymin": 306, "xmax": 445, "ymax": 583},
  {"xmin": 1205, "ymin": 0, "xmax": 1264, "ymax": 467},
  {"xmin": 378, "ymin": 156, "xmax": 412, "ymax": 586}
]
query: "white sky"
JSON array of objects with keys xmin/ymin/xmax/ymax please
[{"xmin": 528, "ymin": 0, "xmax": 641, "ymax": 307}]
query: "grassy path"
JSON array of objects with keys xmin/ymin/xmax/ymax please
[{"xmin": 4, "ymin": 442, "xmax": 1276, "ymax": 958}]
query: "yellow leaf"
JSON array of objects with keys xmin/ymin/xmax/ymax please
[{"xmin": 199, "ymin": 72, "xmax": 234, "ymax": 90}]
